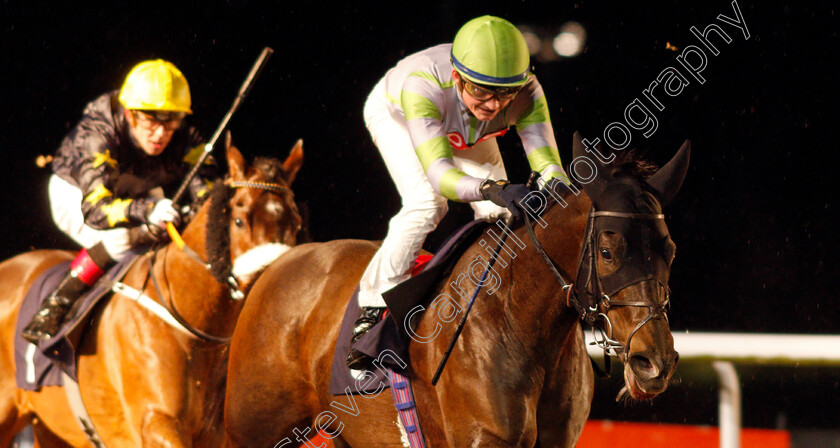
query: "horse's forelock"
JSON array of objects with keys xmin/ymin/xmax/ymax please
[
  {"xmin": 610, "ymin": 150, "xmax": 659, "ymax": 180},
  {"xmin": 250, "ymin": 156, "xmax": 289, "ymax": 185}
]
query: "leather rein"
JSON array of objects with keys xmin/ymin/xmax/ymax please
[{"xmin": 146, "ymin": 179, "xmax": 290, "ymax": 343}]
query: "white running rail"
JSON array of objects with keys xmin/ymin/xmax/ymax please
[{"xmin": 585, "ymin": 331, "xmax": 840, "ymax": 448}]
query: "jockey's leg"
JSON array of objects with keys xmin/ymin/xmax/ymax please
[
  {"xmin": 348, "ymin": 77, "xmax": 448, "ymax": 369},
  {"xmin": 26, "ymin": 174, "xmax": 136, "ymax": 342},
  {"xmin": 20, "ymin": 242, "xmax": 116, "ymax": 343}
]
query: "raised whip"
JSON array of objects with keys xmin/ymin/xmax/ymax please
[{"xmin": 171, "ymin": 46, "xmax": 274, "ymax": 205}]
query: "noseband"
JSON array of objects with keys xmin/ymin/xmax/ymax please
[{"xmin": 523, "ymin": 207, "xmax": 671, "ymax": 359}]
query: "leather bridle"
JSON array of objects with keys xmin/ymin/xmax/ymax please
[
  {"xmin": 149, "ymin": 179, "xmax": 291, "ymax": 342},
  {"xmin": 523, "ymin": 205, "xmax": 672, "ymax": 360}
]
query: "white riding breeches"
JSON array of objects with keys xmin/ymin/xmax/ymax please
[
  {"xmin": 357, "ymin": 78, "xmax": 509, "ymax": 308},
  {"xmin": 48, "ymin": 174, "xmax": 133, "ymax": 260}
]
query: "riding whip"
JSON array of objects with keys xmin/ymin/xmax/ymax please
[
  {"xmin": 431, "ymin": 171, "xmax": 541, "ymax": 386},
  {"xmin": 170, "ymin": 46, "xmax": 274, "ymax": 205}
]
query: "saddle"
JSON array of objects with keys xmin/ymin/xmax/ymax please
[
  {"xmin": 14, "ymin": 251, "xmax": 142, "ymax": 390},
  {"xmin": 329, "ymin": 219, "xmax": 489, "ymax": 395}
]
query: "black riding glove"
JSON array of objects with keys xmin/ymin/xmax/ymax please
[{"xmin": 480, "ymin": 180, "xmax": 530, "ymax": 220}]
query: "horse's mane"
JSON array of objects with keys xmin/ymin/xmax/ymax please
[
  {"xmin": 206, "ymin": 182, "xmax": 233, "ymax": 285},
  {"xmin": 531, "ymin": 149, "xmax": 660, "ymax": 221}
]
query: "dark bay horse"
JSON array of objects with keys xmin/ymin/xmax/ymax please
[
  {"xmin": 224, "ymin": 133, "xmax": 689, "ymax": 447},
  {"xmin": 0, "ymin": 136, "xmax": 303, "ymax": 447}
]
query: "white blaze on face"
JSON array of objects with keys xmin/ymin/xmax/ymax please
[
  {"xmin": 231, "ymin": 243, "xmax": 291, "ymax": 283},
  {"xmin": 265, "ymin": 198, "xmax": 284, "ymax": 216}
]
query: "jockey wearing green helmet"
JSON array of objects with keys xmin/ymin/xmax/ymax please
[
  {"xmin": 451, "ymin": 15, "xmax": 532, "ymax": 88},
  {"xmin": 347, "ymin": 15, "xmax": 570, "ymax": 369}
]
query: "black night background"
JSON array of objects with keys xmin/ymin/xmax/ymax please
[{"xmin": 2, "ymin": 0, "xmax": 838, "ymax": 436}]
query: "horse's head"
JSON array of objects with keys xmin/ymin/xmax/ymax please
[
  {"xmin": 572, "ymin": 132, "xmax": 688, "ymax": 401},
  {"xmin": 205, "ymin": 133, "xmax": 303, "ymax": 290}
]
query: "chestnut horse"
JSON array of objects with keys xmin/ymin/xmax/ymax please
[
  {"xmin": 224, "ymin": 133, "xmax": 688, "ymax": 447},
  {"xmin": 0, "ymin": 136, "xmax": 303, "ymax": 446}
]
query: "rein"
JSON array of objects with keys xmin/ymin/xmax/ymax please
[
  {"xmin": 523, "ymin": 205, "xmax": 671, "ymax": 361},
  {"xmin": 169, "ymin": 179, "xmax": 289, "ymax": 299},
  {"xmin": 148, "ymin": 247, "xmax": 232, "ymax": 343},
  {"xmin": 146, "ymin": 179, "xmax": 288, "ymax": 343}
]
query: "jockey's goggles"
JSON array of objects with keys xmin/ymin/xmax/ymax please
[
  {"xmin": 462, "ymin": 78, "xmax": 522, "ymax": 102},
  {"xmin": 132, "ymin": 110, "xmax": 186, "ymax": 131}
]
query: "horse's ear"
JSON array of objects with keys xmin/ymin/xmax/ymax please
[
  {"xmin": 283, "ymin": 139, "xmax": 304, "ymax": 184},
  {"xmin": 572, "ymin": 131, "xmax": 612, "ymax": 203},
  {"xmin": 225, "ymin": 131, "xmax": 246, "ymax": 181},
  {"xmin": 646, "ymin": 139, "xmax": 691, "ymax": 206}
]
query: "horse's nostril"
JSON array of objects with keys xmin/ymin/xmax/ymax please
[{"xmin": 630, "ymin": 354, "xmax": 656, "ymax": 377}]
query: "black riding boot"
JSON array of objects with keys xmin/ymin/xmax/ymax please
[
  {"xmin": 345, "ymin": 307, "xmax": 385, "ymax": 370},
  {"xmin": 21, "ymin": 243, "xmax": 114, "ymax": 344},
  {"xmin": 20, "ymin": 271, "xmax": 87, "ymax": 343}
]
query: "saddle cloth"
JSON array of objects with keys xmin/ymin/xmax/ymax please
[
  {"xmin": 14, "ymin": 252, "xmax": 142, "ymax": 390},
  {"xmin": 329, "ymin": 219, "xmax": 489, "ymax": 395}
]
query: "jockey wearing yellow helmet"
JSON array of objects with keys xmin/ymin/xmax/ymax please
[
  {"xmin": 22, "ymin": 60, "xmax": 218, "ymax": 343},
  {"xmin": 347, "ymin": 16, "xmax": 570, "ymax": 368}
]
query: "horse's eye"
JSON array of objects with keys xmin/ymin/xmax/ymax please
[
  {"xmin": 600, "ymin": 248, "xmax": 613, "ymax": 261},
  {"xmin": 234, "ymin": 218, "xmax": 244, "ymax": 228}
]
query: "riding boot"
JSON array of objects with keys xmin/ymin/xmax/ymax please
[
  {"xmin": 345, "ymin": 306, "xmax": 385, "ymax": 370},
  {"xmin": 21, "ymin": 243, "xmax": 115, "ymax": 344}
]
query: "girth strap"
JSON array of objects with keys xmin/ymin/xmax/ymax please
[{"xmin": 61, "ymin": 371, "xmax": 106, "ymax": 447}]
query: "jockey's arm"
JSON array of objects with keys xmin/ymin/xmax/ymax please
[
  {"xmin": 73, "ymin": 138, "xmax": 154, "ymax": 230},
  {"xmin": 402, "ymin": 76, "xmax": 484, "ymax": 203},
  {"xmin": 512, "ymin": 79, "xmax": 569, "ymax": 184}
]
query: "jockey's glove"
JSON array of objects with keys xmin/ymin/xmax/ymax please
[
  {"xmin": 480, "ymin": 180, "xmax": 530, "ymax": 220},
  {"xmin": 146, "ymin": 198, "xmax": 181, "ymax": 229}
]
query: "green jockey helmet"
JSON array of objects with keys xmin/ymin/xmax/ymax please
[{"xmin": 451, "ymin": 15, "xmax": 531, "ymax": 88}]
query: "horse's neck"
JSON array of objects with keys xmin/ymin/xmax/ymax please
[
  {"xmin": 520, "ymin": 190, "xmax": 592, "ymax": 298},
  {"xmin": 449, "ymin": 191, "xmax": 592, "ymax": 369},
  {"xmin": 509, "ymin": 191, "xmax": 590, "ymax": 333},
  {"xmin": 158, "ymin": 203, "xmax": 239, "ymax": 339}
]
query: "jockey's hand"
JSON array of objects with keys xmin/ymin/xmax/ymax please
[
  {"xmin": 480, "ymin": 180, "xmax": 530, "ymax": 220},
  {"xmin": 146, "ymin": 198, "xmax": 181, "ymax": 229}
]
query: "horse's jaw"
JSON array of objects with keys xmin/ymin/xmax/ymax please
[{"xmin": 231, "ymin": 243, "xmax": 292, "ymax": 284}]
